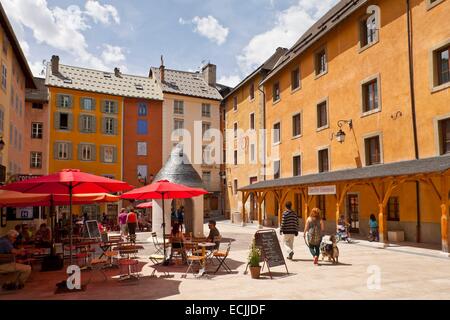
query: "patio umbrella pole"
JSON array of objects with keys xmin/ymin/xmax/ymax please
[
  {"xmin": 69, "ymin": 183, "xmax": 73, "ymax": 266},
  {"xmin": 162, "ymin": 192, "xmax": 168, "ymax": 265}
]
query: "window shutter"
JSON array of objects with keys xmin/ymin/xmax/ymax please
[
  {"xmin": 56, "ymin": 94, "xmax": 63, "ymax": 108},
  {"xmin": 91, "ymin": 144, "xmax": 97, "ymax": 161},
  {"xmin": 91, "ymin": 116, "xmax": 96, "ymax": 133},
  {"xmin": 100, "ymin": 145, "xmax": 105, "ymax": 162},
  {"xmin": 80, "ymin": 97, "xmax": 85, "ymax": 110},
  {"xmin": 67, "ymin": 142, "xmax": 73, "ymax": 160},
  {"xmin": 112, "ymin": 147, "xmax": 118, "ymax": 163},
  {"xmin": 101, "ymin": 100, "xmax": 107, "ymax": 113},
  {"xmin": 67, "ymin": 95, "xmax": 73, "ymax": 108},
  {"xmin": 78, "ymin": 115, "xmax": 84, "ymax": 132},
  {"xmin": 78, "ymin": 144, "xmax": 83, "ymax": 160},
  {"xmin": 113, "ymin": 101, "xmax": 118, "ymax": 114},
  {"xmin": 91, "ymin": 98, "xmax": 96, "ymax": 111},
  {"xmin": 113, "ymin": 118, "xmax": 118, "ymax": 135},
  {"xmin": 54, "ymin": 112, "xmax": 60, "ymax": 129},
  {"xmin": 68, "ymin": 113, "xmax": 73, "ymax": 130},
  {"xmin": 101, "ymin": 117, "xmax": 106, "ymax": 134},
  {"xmin": 53, "ymin": 143, "xmax": 59, "ymax": 159}
]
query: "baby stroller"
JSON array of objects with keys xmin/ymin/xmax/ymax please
[{"xmin": 336, "ymin": 224, "xmax": 351, "ymax": 243}]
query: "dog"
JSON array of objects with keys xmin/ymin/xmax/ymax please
[{"xmin": 320, "ymin": 235, "xmax": 339, "ymax": 264}]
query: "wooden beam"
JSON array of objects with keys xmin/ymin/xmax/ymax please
[
  {"xmin": 440, "ymin": 176, "xmax": 449, "ymax": 254},
  {"xmin": 242, "ymin": 191, "xmax": 247, "ymax": 226}
]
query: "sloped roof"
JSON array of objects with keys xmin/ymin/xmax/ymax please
[
  {"xmin": 46, "ymin": 63, "xmax": 163, "ymax": 100},
  {"xmin": 240, "ymin": 155, "xmax": 450, "ymax": 192},
  {"xmin": 25, "ymin": 77, "xmax": 48, "ymax": 102},
  {"xmin": 223, "ymin": 47, "xmax": 288, "ymax": 101},
  {"xmin": 0, "ymin": 2, "xmax": 36, "ymax": 89},
  {"xmin": 150, "ymin": 67, "xmax": 223, "ymax": 101},
  {"xmin": 261, "ymin": 0, "xmax": 370, "ymax": 85}
]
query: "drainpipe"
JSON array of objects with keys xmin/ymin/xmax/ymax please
[
  {"xmin": 406, "ymin": 0, "xmax": 421, "ymax": 243},
  {"xmin": 258, "ymin": 79, "xmax": 266, "ymax": 223}
]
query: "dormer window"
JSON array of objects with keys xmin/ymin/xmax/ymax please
[
  {"xmin": 63, "ymin": 79, "xmax": 72, "ymax": 84},
  {"xmin": 135, "ymin": 84, "xmax": 143, "ymax": 90},
  {"xmin": 103, "ymin": 73, "xmax": 111, "ymax": 78}
]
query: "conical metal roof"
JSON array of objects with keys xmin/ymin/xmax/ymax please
[{"xmin": 153, "ymin": 145, "xmax": 204, "ymax": 189}]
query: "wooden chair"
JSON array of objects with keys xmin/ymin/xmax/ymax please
[
  {"xmin": 169, "ymin": 237, "xmax": 186, "ymax": 264},
  {"xmin": 213, "ymin": 241, "xmax": 232, "ymax": 274},
  {"xmin": 183, "ymin": 243, "xmax": 204, "ymax": 278}
]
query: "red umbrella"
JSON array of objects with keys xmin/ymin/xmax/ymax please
[
  {"xmin": 136, "ymin": 202, "xmax": 153, "ymax": 209},
  {"xmin": 121, "ymin": 180, "xmax": 208, "ymax": 263},
  {"xmin": 1, "ymin": 169, "xmax": 132, "ymax": 264}
]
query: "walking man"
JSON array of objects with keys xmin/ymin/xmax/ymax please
[{"xmin": 280, "ymin": 201, "xmax": 299, "ymax": 260}]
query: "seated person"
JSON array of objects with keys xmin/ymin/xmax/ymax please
[
  {"xmin": 170, "ymin": 223, "xmax": 185, "ymax": 246},
  {"xmin": 13, "ymin": 225, "xmax": 24, "ymax": 249},
  {"xmin": 34, "ymin": 223, "xmax": 52, "ymax": 248},
  {"xmin": 21, "ymin": 225, "xmax": 33, "ymax": 244},
  {"xmin": 0, "ymin": 230, "xmax": 32, "ymax": 287},
  {"xmin": 206, "ymin": 220, "xmax": 221, "ymax": 250}
]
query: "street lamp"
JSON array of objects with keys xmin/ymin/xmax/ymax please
[{"xmin": 333, "ymin": 120, "xmax": 353, "ymax": 144}]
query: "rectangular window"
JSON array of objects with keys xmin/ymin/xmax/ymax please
[
  {"xmin": 233, "ymin": 179, "xmax": 238, "ymax": 195},
  {"xmin": 174, "ymin": 119, "xmax": 184, "ymax": 130},
  {"xmin": 174, "ymin": 100, "xmax": 184, "ymax": 115},
  {"xmin": 274, "ymin": 160, "xmax": 281, "ymax": 179},
  {"xmin": 202, "ymin": 103, "xmax": 211, "ymax": 117},
  {"xmin": 249, "ymin": 83, "xmax": 255, "ymax": 100},
  {"xmin": 57, "ymin": 143, "xmax": 69, "ymax": 160},
  {"xmin": 233, "ymin": 122, "xmax": 238, "ymax": 138},
  {"xmin": 137, "ymin": 165, "xmax": 147, "ymax": 179},
  {"xmin": 105, "ymin": 118, "xmax": 114, "ymax": 135},
  {"xmin": 233, "ymin": 150, "xmax": 238, "ymax": 165},
  {"xmin": 80, "ymin": 115, "xmax": 95, "ymax": 132},
  {"xmin": 1, "ymin": 64, "xmax": 6, "ymax": 90},
  {"xmin": 138, "ymin": 102, "xmax": 147, "ymax": 116},
  {"xmin": 294, "ymin": 193, "xmax": 302, "ymax": 218},
  {"xmin": 32, "ymin": 103, "xmax": 43, "ymax": 109},
  {"xmin": 315, "ymin": 49, "xmax": 327, "ymax": 76},
  {"xmin": 31, "ymin": 122, "xmax": 43, "ymax": 139},
  {"xmin": 316, "ymin": 195, "xmax": 326, "ymax": 220},
  {"xmin": 137, "ymin": 119, "xmax": 148, "ymax": 134},
  {"xmin": 318, "ymin": 148, "xmax": 329, "ymax": 173},
  {"xmin": 365, "ymin": 135, "xmax": 381, "ymax": 166},
  {"xmin": 250, "ymin": 113, "xmax": 255, "ymax": 130},
  {"xmin": 103, "ymin": 146, "xmax": 115, "ymax": 163},
  {"xmin": 273, "ymin": 122, "xmax": 281, "ymax": 144},
  {"xmin": 361, "ymin": 15, "xmax": 377, "ymax": 47},
  {"xmin": 203, "ymin": 145, "xmax": 212, "ymax": 164},
  {"xmin": 0, "ymin": 108, "xmax": 4, "ymax": 133},
  {"xmin": 80, "ymin": 144, "xmax": 93, "ymax": 161},
  {"xmin": 438, "ymin": 118, "xmax": 450, "ymax": 155},
  {"xmin": 30, "ymin": 152, "xmax": 42, "ymax": 169},
  {"xmin": 293, "ymin": 155, "xmax": 301, "ymax": 177},
  {"xmin": 273, "ymin": 82, "xmax": 280, "ymax": 102},
  {"xmin": 60, "ymin": 95, "xmax": 71, "ymax": 108},
  {"xmin": 437, "ymin": 46, "xmax": 450, "ymax": 86},
  {"xmin": 317, "ymin": 101, "xmax": 328, "ymax": 129},
  {"xmin": 362, "ymin": 79, "xmax": 379, "ymax": 113},
  {"xmin": 202, "ymin": 122, "xmax": 211, "ymax": 139},
  {"xmin": 387, "ymin": 197, "xmax": 400, "ymax": 221},
  {"xmin": 291, "ymin": 68, "xmax": 300, "ymax": 90},
  {"xmin": 137, "ymin": 142, "xmax": 147, "ymax": 156},
  {"xmin": 250, "ymin": 143, "xmax": 256, "ymax": 163},
  {"xmin": 233, "ymin": 96, "xmax": 238, "ymax": 111},
  {"xmin": 103, "ymin": 100, "xmax": 116, "ymax": 114},
  {"xmin": 82, "ymin": 98, "xmax": 94, "ymax": 111},
  {"xmin": 202, "ymin": 171, "xmax": 211, "ymax": 186},
  {"xmin": 292, "ymin": 113, "xmax": 301, "ymax": 137},
  {"xmin": 59, "ymin": 113, "xmax": 69, "ymax": 130},
  {"xmin": 2, "ymin": 34, "xmax": 9, "ymax": 55}
]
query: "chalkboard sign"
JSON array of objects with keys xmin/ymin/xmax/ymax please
[
  {"xmin": 254, "ymin": 229, "xmax": 287, "ymax": 269},
  {"xmin": 85, "ymin": 220, "xmax": 101, "ymax": 239}
]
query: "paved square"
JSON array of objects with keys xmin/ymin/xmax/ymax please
[{"xmin": 1, "ymin": 222, "xmax": 449, "ymax": 300}]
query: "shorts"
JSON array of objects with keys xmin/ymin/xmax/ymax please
[{"xmin": 120, "ymin": 224, "xmax": 127, "ymax": 234}]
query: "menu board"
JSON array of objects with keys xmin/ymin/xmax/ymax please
[
  {"xmin": 86, "ymin": 220, "xmax": 101, "ymax": 239},
  {"xmin": 254, "ymin": 230, "xmax": 286, "ymax": 268}
]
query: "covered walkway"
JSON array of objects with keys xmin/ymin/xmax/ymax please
[{"xmin": 239, "ymin": 155, "xmax": 450, "ymax": 254}]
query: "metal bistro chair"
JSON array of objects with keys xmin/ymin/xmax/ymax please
[
  {"xmin": 183, "ymin": 242, "xmax": 205, "ymax": 278},
  {"xmin": 151, "ymin": 232, "xmax": 171, "ymax": 256},
  {"xmin": 213, "ymin": 241, "xmax": 232, "ymax": 274}
]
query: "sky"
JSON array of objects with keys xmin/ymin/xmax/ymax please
[{"xmin": 2, "ymin": 0, "xmax": 339, "ymax": 87}]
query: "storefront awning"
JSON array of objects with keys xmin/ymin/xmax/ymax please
[{"xmin": 240, "ymin": 155, "xmax": 450, "ymax": 192}]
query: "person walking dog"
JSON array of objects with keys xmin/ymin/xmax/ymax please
[
  {"xmin": 280, "ymin": 201, "xmax": 299, "ymax": 260},
  {"xmin": 304, "ymin": 208, "xmax": 324, "ymax": 265}
]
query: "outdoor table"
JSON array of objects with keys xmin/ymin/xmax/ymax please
[
  {"xmin": 115, "ymin": 245, "xmax": 144, "ymax": 280},
  {"xmin": 99, "ymin": 240, "xmax": 122, "ymax": 259},
  {"xmin": 196, "ymin": 242, "xmax": 216, "ymax": 277}
]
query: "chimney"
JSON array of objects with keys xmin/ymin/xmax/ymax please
[
  {"xmin": 202, "ymin": 63, "xmax": 216, "ymax": 87},
  {"xmin": 51, "ymin": 55, "xmax": 59, "ymax": 74},
  {"xmin": 114, "ymin": 67, "xmax": 122, "ymax": 78},
  {"xmin": 159, "ymin": 55, "xmax": 165, "ymax": 83}
]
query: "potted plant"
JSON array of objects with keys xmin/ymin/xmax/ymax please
[{"xmin": 248, "ymin": 240, "xmax": 261, "ymax": 279}]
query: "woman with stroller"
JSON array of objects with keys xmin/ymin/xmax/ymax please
[
  {"xmin": 369, "ymin": 214, "xmax": 379, "ymax": 242},
  {"xmin": 304, "ymin": 208, "xmax": 324, "ymax": 265}
]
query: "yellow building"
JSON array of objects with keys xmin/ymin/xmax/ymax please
[
  {"xmin": 230, "ymin": 0, "xmax": 450, "ymax": 252},
  {"xmin": 222, "ymin": 48, "xmax": 287, "ymax": 225}
]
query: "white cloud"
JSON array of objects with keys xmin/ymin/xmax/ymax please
[
  {"xmin": 2, "ymin": 0, "xmax": 123, "ymax": 72},
  {"xmin": 218, "ymin": 75, "xmax": 241, "ymax": 88},
  {"xmin": 101, "ymin": 44, "xmax": 126, "ymax": 64},
  {"xmin": 85, "ymin": 0, "xmax": 120, "ymax": 25},
  {"xmin": 238, "ymin": 0, "xmax": 339, "ymax": 73},
  {"xmin": 180, "ymin": 15, "xmax": 229, "ymax": 45}
]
